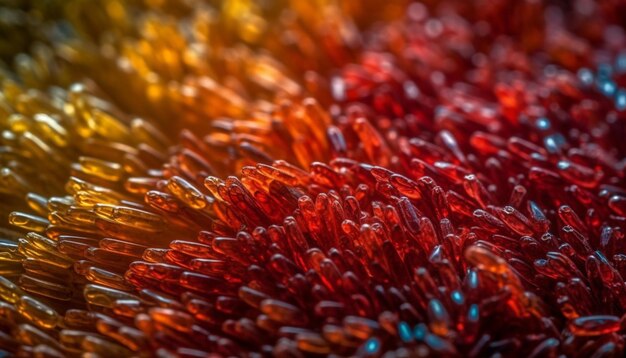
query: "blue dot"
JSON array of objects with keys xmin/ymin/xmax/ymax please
[
  {"xmin": 468, "ymin": 304, "xmax": 479, "ymax": 321},
  {"xmin": 544, "ymin": 134, "xmax": 566, "ymax": 154},
  {"xmin": 451, "ymin": 290, "xmax": 464, "ymax": 305},
  {"xmin": 535, "ymin": 117, "xmax": 551, "ymax": 130},
  {"xmin": 616, "ymin": 89, "xmax": 626, "ymax": 111},
  {"xmin": 429, "ymin": 299, "xmax": 445, "ymax": 317},
  {"xmin": 557, "ymin": 160, "xmax": 570, "ymax": 170},
  {"xmin": 531, "ymin": 152, "xmax": 547, "ymax": 162},
  {"xmin": 365, "ymin": 338, "xmax": 380, "ymax": 354},
  {"xmin": 467, "ymin": 270, "xmax": 479, "ymax": 289},
  {"xmin": 414, "ymin": 323, "xmax": 428, "ymax": 340},
  {"xmin": 577, "ymin": 68, "xmax": 594, "ymax": 86},
  {"xmin": 599, "ymin": 80, "xmax": 617, "ymax": 97},
  {"xmin": 398, "ymin": 322, "xmax": 414, "ymax": 342}
]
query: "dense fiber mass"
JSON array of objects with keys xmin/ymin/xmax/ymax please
[{"xmin": 0, "ymin": 0, "xmax": 625, "ymax": 356}]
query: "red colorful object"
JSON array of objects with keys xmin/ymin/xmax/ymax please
[{"xmin": 0, "ymin": 0, "xmax": 626, "ymax": 356}]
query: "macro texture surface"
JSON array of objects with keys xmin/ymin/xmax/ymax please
[{"xmin": 0, "ymin": 0, "xmax": 625, "ymax": 357}]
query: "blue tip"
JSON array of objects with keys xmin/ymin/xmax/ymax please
[
  {"xmin": 414, "ymin": 323, "xmax": 428, "ymax": 340},
  {"xmin": 468, "ymin": 304, "xmax": 479, "ymax": 321},
  {"xmin": 398, "ymin": 321, "xmax": 414, "ymax": 342},
  {"xmin": 577, "ymin": 68, "xmax": 594, "ymax": 86},
  {"xmin": 599, "ymin": 80, "xmax": 617, "ymax": 97},
  {"xmin": 535, "ymin": 117, "xmax": 551, "ymax": 130},
  {"xmin": 364, "ymin": 337, "xmax": 380, "ymax": 354},
  {"xmin": 616, "ymin": 89, "xmax": 626, "ymax": 111},
  {"xmin": 451, "ymin": 290, "xmax": 465, "ymax": 305}
]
